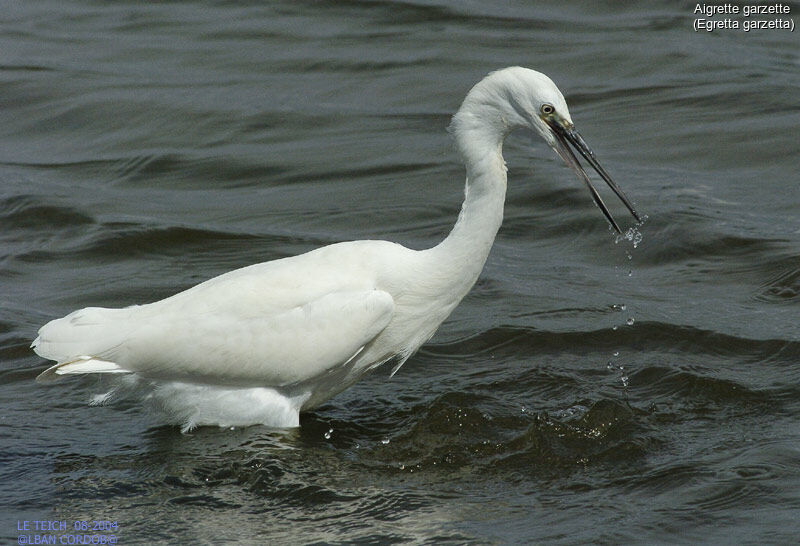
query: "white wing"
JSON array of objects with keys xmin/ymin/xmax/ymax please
[{"xmin": 34, "ymin": 241, "xmax": 402, "ymax": 386}]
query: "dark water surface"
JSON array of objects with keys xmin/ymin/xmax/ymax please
[{"xmin": 2, "ymin": 1, "xmax": 799, "ymax": 543}]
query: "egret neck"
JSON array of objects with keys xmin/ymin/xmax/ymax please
[{"xmin": 428, "ymin": 104, "xmax": 510, "ymax": 298}]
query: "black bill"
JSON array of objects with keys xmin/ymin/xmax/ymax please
[{"xmin": 544, "ymin": 116, "xmax": 641, "ymax": 233}]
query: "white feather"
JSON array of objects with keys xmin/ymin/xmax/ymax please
[{"xmin": 37, "ymin": 356, "xmax": 128, "ymax": 381}]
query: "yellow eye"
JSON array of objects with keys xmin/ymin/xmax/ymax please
[{"xmin": 540, "ymin": 103, "xmax": 555, "ymax": 115}]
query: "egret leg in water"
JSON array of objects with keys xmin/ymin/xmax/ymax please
[{"xmin": 32, "ymin": 67, "xmax": 641, "ymax": 432}]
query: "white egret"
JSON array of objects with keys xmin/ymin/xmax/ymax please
[{"xmin": 33, "ymin": 67, "xmax": 640, "ymax": 431}]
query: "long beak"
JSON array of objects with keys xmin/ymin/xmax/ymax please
[{"xmin": 544, "ymin": 116, "xmax": 641, "ymax": 233}]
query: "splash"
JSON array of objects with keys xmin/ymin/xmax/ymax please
[{"xmin": 615, "ymin": 214, "xmax": 647, "ymax": 248}]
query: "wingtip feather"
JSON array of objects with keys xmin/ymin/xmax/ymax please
[{"xmin": 36, "ymin": 356, "xmax": 130, "ymax": 383}]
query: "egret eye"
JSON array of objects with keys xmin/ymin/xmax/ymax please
[{"xmin": 540, "ymin": 103, "xmax": 555, "ymax": 115}]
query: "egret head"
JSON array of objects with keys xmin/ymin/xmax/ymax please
[{"xmin": 454, "ymin": 67, "xmax": 641, "ymax": 233}]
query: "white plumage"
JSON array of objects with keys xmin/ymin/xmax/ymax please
[{"xmin": 33, "ymin": 67, "xmax": 639, "ymax": 431}]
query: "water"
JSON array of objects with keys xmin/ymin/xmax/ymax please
[{"xmin": 2, "ymin": 1, "xmax": 799, "ymax": 543}]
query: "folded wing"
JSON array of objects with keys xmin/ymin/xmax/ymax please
[{"xmin": 34, "ymin": 289, "xmax": 395, "ymax": 387}]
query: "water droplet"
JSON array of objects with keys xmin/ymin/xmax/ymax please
[
  {"xmin": 323, "ymin": 428, "xmax": 333, "ymax": 440},
  {"xmin": 626, "ymin": 317, "xmax": 635, "ymax": 326},
  {"xmin": 620, "ymin": 304, "xmax": 627, "ymax": 311},
  {"xmin": 381, "ymin": 438, "xmax": 390, "ymax": 445},
  {"xmin": 627, "ymin": 270, "xmax": 633, "ymax": 277},
  {"xmin": 607, "ymin": 361, "xmax": 614, "ymax": 371},
  {"xmin": 618, "ymin": 226, "xmax": 644, "ymax": 249},
  {"xmin": 621, "ymin": 375, "xmax": 629, "ymax": 388},
  {"xmin": 613, "ymin": 351, "xmax": 620, "ymax": 357}
]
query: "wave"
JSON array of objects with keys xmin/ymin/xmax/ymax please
[{"xmin": 422, "ymin": 321, "xmax": 800, "ymax": 362}]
